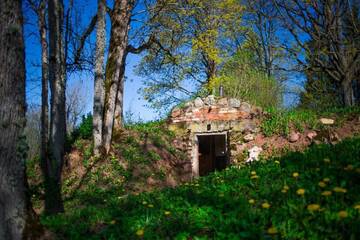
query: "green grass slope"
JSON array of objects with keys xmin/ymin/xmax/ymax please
[{"xmin": 43, "ymin": 137, "xmax": 360, "ymax": 239}]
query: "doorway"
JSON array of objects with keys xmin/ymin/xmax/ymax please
[{"xmin": 197, "ymin": 134, "xmax": 228, "ymax": 176}]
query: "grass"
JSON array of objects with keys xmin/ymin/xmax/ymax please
[
  {"xmin": 260, "ymin": 106, "xmax": 360, "ymax": 136},
  {"xmin": 42, "ymin": 137, "xmax": 360, "ymax": 239}
]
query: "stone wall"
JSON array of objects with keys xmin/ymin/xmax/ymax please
[{"xmin": 168, "ymin": 95, "xmax": 263, "ymax": 178}]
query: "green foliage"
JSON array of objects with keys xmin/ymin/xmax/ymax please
[
  {"xmin": 214, "ymin": 50, "xmax": 282, "ymax": 109},
  {"xmin": 138, "ymin": 0, "xmax": 246, "ymax": 111},
  {"xmin": 261, "ymin": 108, "xmax": 318, "ymax": 136},
  {"xmin": 42, "ymin": 137, "xmax": 360, "ymax": 239},
  {"xmin": 74, "ymin": 113, "xmax": 93, "ymax": 140}
]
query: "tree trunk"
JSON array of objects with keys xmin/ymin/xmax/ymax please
[
  {"xmin": 114, "ymin": 63, "xmax": 126, "ymax": 129},
  {"xmin": 46, "ymin": 0, "xmax": 66, "ymax": 214},
  {"xmin": 0, "ymin": 1, "xmax": 42, "ymax": 238},
  {"xmin": 93, "ymin": 0, "xmax": 106, "ymax": 156},
  {"xmin": 37, "ymin": 0, "xmax": 50, "ymax": 193},
  {"xmin": 103, "ymin": 0, "xmax": 134, "ymax": 153},
  {"xmin": 342, "ymin": 76, "xmax": 354, "ymax": 107}
]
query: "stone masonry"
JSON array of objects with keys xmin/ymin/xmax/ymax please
[{"xmin": 168, "ymin": 95, "xmax": 263, "ymax": 178}]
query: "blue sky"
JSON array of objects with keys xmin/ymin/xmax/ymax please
[
  {"xmin": 24, "ymin": 0, "xmax": 159, "ymax": 122},
  {"xmin": 24, "ymin": 0, "xmax": 302, "ymax": 124}
]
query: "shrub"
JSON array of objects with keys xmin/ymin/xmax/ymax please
[{"xmin": 211, "ymin": 50, "xmax": 282, "ymax": 109}]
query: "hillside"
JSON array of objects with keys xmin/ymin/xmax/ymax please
[
  {"xmin": 25, "ymin": 108, "xmax": 360, "ymax": 239},
  {"xmin": 42, "ymin": 137, "xmax": 360, "ymax": 239}
]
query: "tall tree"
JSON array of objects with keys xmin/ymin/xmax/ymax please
[
  {"xmin": 102, "ymin": 0, "xmax": 135, "ymax": 153},
  {"xmin": 93, "ymin": 0, "xmax": 106, "ymax": 155},
  {"xmin": 274, "ymin": 0, "xmax": 360, "ymax": 106},
  {"xmin": 138, "ymin": 0, "xmax": 245, "ymax": 111},
  {"xmin": 46, "ymin": 0, "xmax": 66, "ymax": 214},
  {"xmin": 27, "ymin": 0, "xmax": 50, "ymax": 212},
  {"xmin": 0, "ymin": 0, "xmax": 43, "ymax": 238}
]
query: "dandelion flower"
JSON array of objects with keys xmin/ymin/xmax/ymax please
[
  {"xmin": 142, "ymin": 201, "xmax": 147, "ymax": 205},
  {"xmin": 283, "ymin": 185, "xmax": 289, "ymax": 190},
  {"xmin": 323, "ymin": 178, "xmax": 330, "ymax": 182},
  {"xmin": 110, "ymin": 220, "xmax": 116, "ymax": 225},
  {"xmin": 333, "ymin": 187, "xmax": 347, "ymax": 193},
  {"xmin": 136, "ymin": 229, "xmax": 144, "ymax": 237},
  {"xmin": 148, "ymin": 204, "xmax": 154, "ymax": 208},
  {"xmin": 275, "ymin": 160, "xmax": 280, "ymax": 164},
  {"xmin": 267, "ymin": 227, "xmax": 278, "ymax": 234},
  {"xmin": 307, "ymin": 204, "xmax": 320, "ymax": 212},
  {"xmin": 248, "ymin": 199, "xmax": 255, "ymax": 204},
  {"xmin": 338, "ymin": 210, "xmax": 348, "ymax": 218},
  {"xmin": 293, "ymin": 172, "xmax": 299, "ymax": 178},
  {"xmin": 354, "ymin": 204, "xmax": 360, "ymax": 210},
  {"xmin": 164, "ymin": 211, "xmax": 171, "ymax": 216},
  {"xmin": 262, "ymin": 202, "xmax": 271, "ymax": 209},
  {"xmin": 250, "ymin": 175, "xmax": 259, "ymax": 179},
  {"xmin": 296, "ymin": 188, "xmax": 305, "ymax": 195},
  {"xmin": 251, "ymin": 171, "xmax": 257, "ymax": 175},
  {"xmin": 281, "ymin": 189, "xmax": 287, "ymax": 193},
  {"xmin": 323, "ymin": 158, "xmax": 331, "ymax": 163},
  {"xmin": 321, "ymin": 191, "xmax": 332, "ymax": 196},
  {"xmin": 318, "ymin": 181, "xmax": 327, "ymax": 188}
]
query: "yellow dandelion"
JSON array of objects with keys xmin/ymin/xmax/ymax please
[
  {"xmin": 307, "ymin": 204, "xmax": 320, "ymax": 212},
  {"xmin": 142, "ymin": 201, "xmax": 147, "ymax": 205},
  {"xmin": 338, "ymin": 210, "xmax": 348, "ymax": 219},
  {"xmin": 293, "ymin": 172, "xmax": 299, "ymax": 178},
  {"xmin": 262, "ymin": 202, "xmax": 271, "ymax": 209},
  {"xmin": 148, "ymin": 204, "xmax": 154, "ymax": 208},
  {"xmin": 283, "ymin": 185, "xmax": 289, "ymax": 190},
  {"xmin": 323, "ymin": 158, "xmax": 331, "ymax": 163},
  {"xmin": 275, "ymin": 160, "xmax": 280, "ymax": 164},
  {"xmin": 296, "ymin": 188, "xmax": 305, "ymax": 195},
  {"xmin": 250, "ymin": 175, "xmax": 259, "ymax": 179},
  {"xmin": 267, "ymin": 227, "xmax": 278, "ymax": 235},
  {"xmin": 248, "ymin": 199, "xmax": 255, "ymax": 204},
  {"xmin": 281, "ymin": 189, "xmax": 287, "ymax": 193},
  {"xmin": 195, "ymin": 183, "xmax": 200, "ymax": 187},
  {"xmin": 136, "ymin": 229, "xmax": 144, "ymax": 237},
  {"xmin": 251, "ymin": 171, "xmax": 257, "ymax": 175},
  {"xmin": 323, "ymin": 178, "xmax": 330, "ymax": 182},
  {"xmin": 353, "ymin": 204, "xmax": 360, "ymax": 210},
  {"xmin": 333, "ymin": 187, "xmax": 347, "ymax": 193},
  {"xmin": 164, "ymin": 211, "xmax": 171, "ymax": 216},
  {"xmin": 110, "ymin": 220, "xmax": 116, "ymax": 225},
  {"xmin": 321, "ymin": 191, "xmax": 332, "ymax": 196},
  {"xmin": 318, "ymin": 181, "xmax": 327, "ymax": 188}
]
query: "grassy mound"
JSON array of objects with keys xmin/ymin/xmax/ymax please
[{"xmin": 43, "ymin": 137, "xmax": 360, "ymax": 239}]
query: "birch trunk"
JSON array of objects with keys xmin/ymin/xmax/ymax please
[
  {"xmin": 93, "ymin": 0, "xmax": 106, "ymax": 155},
  {"xmin": 0, "ymin": 1, "xmax": 36, "ymax": 238},
  {"xmin": 46, "ymin": 0, "xmax": 66, "ymax": 214},
  {"xmin": 103, "ymin": 0, "xmax": 134, "ymax": 153}
]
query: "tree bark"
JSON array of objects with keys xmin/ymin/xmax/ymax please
[
  {"xmin": 0, "ymin": 1, "xmax": 42, "ymax": 238},
  {"xmin": 103, "ymin": 0, "xmax": 134, "ymax": 153},
  {"xmin": 93, "ymin": 0, "xmax": 106, "ymax": 156},
  {"xmin": 46, "ymin": 0, "xmax": 66, "ymax": 214},
  {"xmin": 114, "ymin": 63, "xmax": 126, "ymax": 129},
  {"xmin": 342, "ymin": 76, "xmax": 355, "ymax": 107},
  {"xmin": 36, "ymin": 0, "xmax": 50, "ymax": 195}
]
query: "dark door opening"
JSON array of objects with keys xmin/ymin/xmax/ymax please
[{"xmin": 198, "ymin": 134, "xmax": 228, "ymax": 176}]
